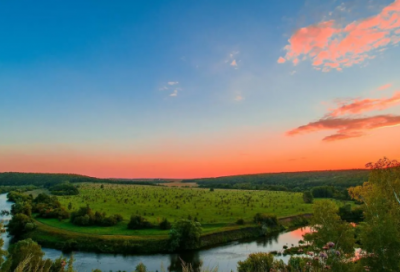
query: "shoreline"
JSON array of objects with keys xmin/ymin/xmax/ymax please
[{"xmin": 24, "ymin": 214, "xmax": 312, "ymax": 254}]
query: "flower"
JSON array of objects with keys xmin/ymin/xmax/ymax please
[
  {"xmin": 327, "ymin": 242, "xmax": 335, "ymax": 248},
  {"xmin": 335, "ymin": 250, "xmax": 341, "ymax": 256},
  {"xmin": 319, "ymin": 252, "xmax": 328, "ymax": 259}
]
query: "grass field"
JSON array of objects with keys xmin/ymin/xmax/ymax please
[
  {"xmin": 32, "ymin": 183, "xmax": 318, "ymax": 234},
  {"xmin": 32, "ymin": 183, "xmax": 356, "ymax": 237}
]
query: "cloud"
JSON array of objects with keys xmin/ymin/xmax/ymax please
[
  {"xmin": 287, "ymin": 115, "xmax": 400, "ymax": 141},
  {"xmin": 278, "ymin": 0, "xmax": 400, "ymax": 71},
  {"xmin": 327, "ymin": 91, "xmax": 400, "ymax": 116},
  {"xmin": 234, "ymin": 95, "xmax": 243, "ymax": 101},
  {"xmin": 159, "ymin": 86, "xmax": 168, "ymax": 91},
  {"xmin": 168, "ymin": 81, "xmax": 179, "ymax": 85},
  {"xmin": 169, "ymin": 90, "xmax": 178, "ymax": 97},
  {"xmin": 230, "ymin": 60, "xmax": 238, "ymax": 67},
  {"xmin": 277, "ymin": 57, "xmax": 286, "ymax": 64},
  {"xmin": 378, "ymin": 83, "xmax": 393, "ymax": 90}
]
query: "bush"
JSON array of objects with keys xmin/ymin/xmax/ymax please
[
  {"xmin": 159, "ymin": 218, "xmax": 172, "ymax": 230},
  {"xmin": 169, "ymin": 219, "xmax": 202, "ymax": 251},
  {"xmin": 237, "ymin": 252, "xmax": 274, "ymax": 272},
  {"xmin": 302, "ymin": 191, "xmax": 314, "ymax": 204},
  {"xmin": 236, "ymin": 218, "xmax": 245, "ymax": 225},
  {"xmin": 49, "ymin": 182, "xmax": 79, "ymax": 195},
  {"xmin": 135, "ymin": 263, "xmax": 147, "ymax": 272},
  {"xmin": 71, "ymin": 206, "xmax": 121, "ymax": 227},
  {"xmin": 253, "ymin": 213, "xmax": 278, "ymax": 227},
  {"xmin": 128, "ymin": 215, "xmax": 153, "ymax": 230},
  {"xmin": 7, "ymin": 213, "xmax": 37, "ymax": 236}
]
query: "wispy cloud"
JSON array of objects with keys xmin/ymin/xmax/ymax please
[
  {"xmin": 278, "ymin": 0, "xmax": 400, "ymax": 72},
  {"xmin": 159, "ymin": 86, "xmax": 168, "ymax": 91},
  {"xmin": 378, "ymin": 83, "xmax": 393, "ymax": 91},
  {"xmin": 327, "ymin": 91, "xmax": 400, "ymax": 116},
  {"xmin": 227, "ymin": 51, "xmax": 240, "ymax": 69},
  {"xmin": 169, "ymin": 90, "xmax": 178, "ymax": 97},
  {"xmin": 288, "ymin": 89, "xmax": 400, "ymax": 141},
  {"xmin": 234, "ymin": 95, "xmax": 243, "ymax": 101},
  {"xmin": 287, "ymin": 115, "xmax": 400, "ymax": 142},
  {"xmin": 168, "ymin": 81, "xmax": 179, "ymax": 85}
]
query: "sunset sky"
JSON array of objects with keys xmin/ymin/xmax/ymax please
[{"xmin": 1, "ymin": 0, "xmax": 400, "ymax": 178}]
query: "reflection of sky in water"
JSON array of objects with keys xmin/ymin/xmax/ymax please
[{"xmin": 0, "ymin": 194, "xmax": 311, "ymax": 272}]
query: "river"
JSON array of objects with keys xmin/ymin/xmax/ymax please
[{"xmin": 0, "ymin": 193, "xmax": 309, "ymax": 272}]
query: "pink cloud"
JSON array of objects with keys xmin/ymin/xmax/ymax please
[
  {"xmin": 378, "ymin": 83, "xmax": 393, "ymax": 90},
  {"xmin": 277, "ymin": 57, "xmax": 286, "ymax": 63},
  {"xmin": 287, "ymin": 115, "xmax": 400, "ymax": 141},
  {"xmin": 328, "ymin": 91, "xmax": 400, "ymax": 116},
  {"xmin": 278, "ymin": 0, "xmax": 400, "ymax": 71}
]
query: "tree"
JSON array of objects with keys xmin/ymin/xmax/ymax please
[
  {"xmin": 304, "ymin": 200, "xmax": 355, "ymax": 254},
  {"xmin": 128, "ymin": 215, "xmax": 153, "ymax": 230},
  {"xmin": 7, "ymin": 213, "xmax": 36, "ymax": 236},
  {"xmin": 5, "ymin": 238, "xmax": 50, "ymax": 272},
  {"xmin": 169, "ymin": 219, "xmax": 202, "ymax": 251},
  {"xmin": 237, "ymin": 252, "xmax": 274, "ymax": 272},
  {"xmin": 348, "ymin": 158, "xmax": 400, "ymax": 271},
  {"xmin": 302, "ymin": 191, "xmax": 314, "ymax": 203}
]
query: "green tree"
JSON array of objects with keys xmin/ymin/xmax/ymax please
[
  {"xmin": 302, "ymin": 191, "xmax": 314, "ymax": 203},
  {"xmin": 7, "ymin": 213, "xmax": 36, "ymax": 236},
  {"xmin": 304, "ymin": 200, "xmax": 355, "ymax": 254},
  {"xmin": 349, "ymin": 158, "xmax": 400, "ymax": 271},
  {"xmin": 237, "ymin": 252, "xmax": 274, "ymax": 272},
  {"xmin": 169, "ymin": 219, "xmax": 202, "ymax": 251},
  {"xmin": 5, "ymin": 238, "xmax": 50, "ymax": 272}
]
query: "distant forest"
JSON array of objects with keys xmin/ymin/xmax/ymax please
[
  {"xmin": 184, "ymin": 169, "xmax": 369, "ymax": 192},
  {"xmin": 0, "ymin": 172, "xmax": 163, "ymax": 187}
]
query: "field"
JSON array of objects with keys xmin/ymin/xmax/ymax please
[{"xmin": 36, "ymin": 183, "xmax": 317, "ymax": 235}]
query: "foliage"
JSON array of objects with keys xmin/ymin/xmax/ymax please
[
  {"xmin": 169, "ymin": 219, "xmax": 202, "ymax": 250},
  {"xmin": 237, "ymin": 252, "xmax": 274, "ymax": 272},
  {"xmin": 7, "ymin": 191, "xmax": 32, "ymax": 203},
  {"xmin": 11, "ymin": 202, "xmax": 32, "ymax": 217},
  {"xmin": 32, "ymin": 194, "xmax": 70, "ymax": 220},
  {"xmin": 236, "ymin": 218, "xmax": 245, "ymax": 225},
  {"xmin": 304, "ymin": 200, "xmax": 355, "ymax": 254},
  {"xmin": 49, "ymin": 182, "xmax": 79, "ymax": 196},
  {"xmin": 7, "ymin": 213, "xmax": 37, "ymax": 236},
  {"xmin": 159, "ymin": 218, "xmax": 172, "ymax": 230},
  {"xmin": 338, "ymin": 204, "xmax": 363, "ymax": 222},
  {"xmin": 186, "ymin": 169, "xmax": 369, "ymax": 193},
  {"xmin": 134, "ymin": 262, "xmax": 147, "ymax": 272},
  {"xmin": 70, "ymin": 205, "xmax": 123, "ymax": 227},
  {"xmin": 128, "ymin": 215, "xmax": 153, "ymax": 230},
  {"xmin": 348, "ymin": 158, "xmax": 400, "ymax": 271},
  {"xmin": 302, "ymin": 191, "xmax": 313, "ymax": 204},
  {"xmin": 253, "ymin": 213, "xmax": 278, "ymax": 227}
]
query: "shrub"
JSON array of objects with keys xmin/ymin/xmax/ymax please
[
  {"xmin": 135, "ymin": 262, "xmax": 147, "ymax": 272},
  {"xmin": 169, "ymin": 219, "xmax": 202, "ymax": 251},
  {"xmin": 49, "ymin": 182, "xmax": 79, "ymax": 196},
  {"xmin": 7, "ymin": 213, "xmax": 37, "ymax": 236},
  {"xmin": 237, "ymin": 252, "xmax": 274, "ymax": 272},
  {"xmin": 236, "ymin": 218, "xmax": 245, "ymax": 225},
  {"xmin": 128, "ymin": 215, "xmax": 153, "ymax": 230},
  {"xmin": 302, "ymin": 191, "xmax": 314, "ymax": 204},
  {"xmin": 253, "ymin": 213, "xmax": 278, "ymax": 227},
  {"xmin": 159, "ymin": 218, "xmax": 172, "ymax": 230}
]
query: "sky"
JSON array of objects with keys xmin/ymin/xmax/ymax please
[{"xmin": 1, "ymin": 0, "xmax": 400, "ymax": 178}]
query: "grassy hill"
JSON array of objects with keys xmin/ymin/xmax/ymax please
[{"xmin": 184, "ymin": 169, "xmax": 369, "ymax": 192}]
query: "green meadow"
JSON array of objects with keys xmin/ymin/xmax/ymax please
[{"xmin": 35, "ymin": 183, "xmax": 319, "ymax": 235}]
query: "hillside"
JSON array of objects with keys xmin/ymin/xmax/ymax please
[{"xmin": 184, "ymin": 169, "xmax": 369, "ymax": 192}]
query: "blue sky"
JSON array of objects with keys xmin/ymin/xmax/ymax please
[{"xmin": 1, "ymin": 0, "xmax": 400, "ymax": 178}]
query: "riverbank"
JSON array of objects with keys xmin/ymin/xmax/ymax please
[{"xmin": 24, "ymin": 214, "xmax": 311, "ymax": 254}]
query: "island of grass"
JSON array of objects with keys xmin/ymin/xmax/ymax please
[{"xmin": 17, "ymin": 183, "xmax": 326, "ymax": 253}]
